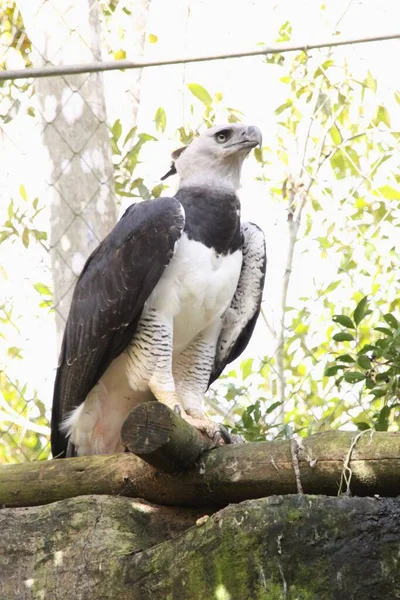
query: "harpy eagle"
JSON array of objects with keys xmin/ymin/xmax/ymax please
[{"xmin": 51, "ymin": 123, "xmax": 266, "ymax": 458}]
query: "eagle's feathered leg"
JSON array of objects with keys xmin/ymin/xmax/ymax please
[
  {"xmin": 173, "ymin": 323, "xmax": 226, "ymax": 443},
  {"xmin": 126, "ymin": 309, "xmax": 184, "ymax": 413}
]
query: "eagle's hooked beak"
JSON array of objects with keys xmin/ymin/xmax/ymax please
[
  {"xmin": 246, "ymin": 125, "xmax": 262, "ymax": 148},
  {"xmin": 239, "ymin": 125, "xmax": 262, "ymax": 149},
  {"xmin": 226, "ymin": 125, "xmax": 262, "ymax": 151}
]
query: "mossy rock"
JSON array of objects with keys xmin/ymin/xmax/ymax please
[{"xmin": 1, "ymin": 494, "xmax": 399, "ymax": 599}]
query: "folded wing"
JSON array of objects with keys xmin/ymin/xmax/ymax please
[
  {"xmin": 209, "ymin": 222, "xmax": 266, "ymax": 384},
  {"xmin": 51, "ymin": 197, "xmax": 185, "ymax": 457}
]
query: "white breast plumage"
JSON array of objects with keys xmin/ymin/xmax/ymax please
[{"xmin": 145, "ymin": 233, "xmax": 243, "ymax": 354}]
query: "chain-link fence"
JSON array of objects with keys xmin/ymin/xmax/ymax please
[{"xmin": 1, "ymin": 0, "xmax": 399, "ymax": 462}]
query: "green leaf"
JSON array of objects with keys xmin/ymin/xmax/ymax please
[
  {"xmin": 355, "ymin": 422, "xmax": 371, "ymax": 431},
  {"xmin": 114, "ymin": 49, "xmax": 126, "ymax": 60},
  {"xmin": 254, "ymin": 147, "xmax": 263, "ymax": 163},
  {"xmin": 375, "ymin": 406, "xmax": 391, "ymax": 431},
  {"xmin": 111, "ymin": 119, "xmax": 122, "ymax": 141},
  {"xmin": 374, "ymin": 327, "xmax": 393, "ymax": 336},
  {"xmin": 275, "ymin": 99, "xmax": 293, "ymax": 115},
  {"xmin": 241, "ymin": 409, "xmax": 253, "ymax": 429},
  {"xmin": 324, "ymin": 365, "xmax": 346, "ymax": 377},
  {"xmin": 154, "ymin": 107, "xmax": 167, "ymax": 134},
  {"xmin": 32, "ymin": 230, "xmax": 47, "ymax": 242},
  {"xmin": 329, "ymin": 124, "xmax": 341, "ymax": 145},
  {"xmin": 33, "ymin": 197, "xmax": 39, "ymax": 210},
  {"xmin": 34, "ymin": 282, "xmax": 52, "ymax": 296},
  {"xmin": 353, "ymin": 296, "xmax": 369, "ymax": 326},
  {"xmin": 332, "ymin": 332, "xmax": 354, "ymax": 342},
  {"xmin": 363, "ymin": 71, "xmax": 377, "ymax": 92},
  {"xmin": 375, "ymin": 370, "xmax": 392, "ymax": 382},
  {"xmin": 151, "ymin": 184, "xmax": 164, "ymax": 198},
  {"xmin": 277, "ymin": 21, "xmax": 292, "ymax": 42},
  {"xmin": 314, "ymin": 59, "xmax": 334, "ymax": 78},
  {"xmin": 265, "ymin": 400, "xmax": 282, "ymax": 415},
  {"xmin": 7, "ymin": 200, "xmax": 14, "ymax": 220},
  {"xmin": 138, "ymin": 133, "xmax": 157, "ymax": 143},
  {"xmin": 110, "ymin": 138, "xmax": 121, "ymax": 156},
  {"xmin": 344, "ymin": 146, "xmax": 360, "ymax": 173},
  {"xmin": 335, "ymin": 375, "xmax": 344, "ymax": 388},
  {"xmin": 0, "ymin": 231, "xmax": 13, "ymax": 244},
  {"xmin": 330, "ymin": 150, "xmax": 346, "ymax": 177},
  {"xmin": 358, "ymin": 344, "xmax": 375, "ymax": 354},
  {"xmin": 383, "ymin": 313, "xmax": 399, "ymax": 329},
  {"xmin": 369, "ymin": 388, "xmax": 387, "ymax": 399},
  {"xmin": 22, "ymin": 228, "xmax": 29, "ymax": 248},
  {"xmin": 117, "ymin": 190, "xmax": 134, "ymax": 198},
  {"xmin": 357, "ymin": 355, "xmax": 371, "ymax": 370},
  {"xmin": 7, "ymin": 346, "xmax": 22, "ymax": 359},
  {"xmin": 20, "ymin": 184, "xmax": 27, "ymax": 201},
  {"xmin": 374, "ymin": 185, "xmax": 400, "ymax": 200},
  {"xmin": 188, "ymin": 83, "xmax": 213, "ymax": 107},
  {"xmin": 374, "ymin": 105, "xmax": 391, "ymax": 128},
  {"xmin": 343, "ymin": 371, "xmax": 365, "ymax": 383},
  {"xmin": 241, "ymin": 358, "xmax": 254, "ymax": 380},
  {"xmin": 337, "ymin": 354, "xmax": 355, "ymax": 364},
  {"xmin": 332, "ymin": 315, "xmax": 355, "ymax": 329},
  {"xmin": 124, "ymin": 126, "xmax": 137, "ymax": 146},
  {"xmin": 365, "ymin": 377, "xmax": 375, "ymax": 389}
]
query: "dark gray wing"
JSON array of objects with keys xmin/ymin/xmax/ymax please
[
  {"xmin": 51, "ymin": 197, "xmax": 185, "ymax": 457},
  {"xmin": 209, "ymin": 222, "xmax": 266, "ymax": 385}
]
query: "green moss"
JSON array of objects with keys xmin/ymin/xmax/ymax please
[{"xmin": 285, "ymin": 508, "xmax": 303, "ymax": 523}]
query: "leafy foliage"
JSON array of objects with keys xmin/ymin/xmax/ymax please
[
  {"xmin": 0, "ymin": 187, "xmax": 51, "ymax": 462},
  {"xmin": 0, "ymin": 2, "xmax": 34, "ymax": 123},
  {"xmin": 325, "ymin": 298, "xmax": 400, "ymax": 432},
  {"xmin": 110, "ymin": 120, "xmax": 160, "ymax": 201},
  {"xmin": 0, "ymin": 187, "xmax": 47, "ymax": 247}
]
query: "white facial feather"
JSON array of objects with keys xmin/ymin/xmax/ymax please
[{"xmin": 175, "ymin": 123, "xmax": 262, "ymax": 191}]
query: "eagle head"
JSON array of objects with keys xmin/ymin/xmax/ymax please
[{"xmin": 162, "ymin": 124, "xmax": 262, "ymax": 191}]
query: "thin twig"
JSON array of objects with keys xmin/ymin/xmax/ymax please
[
  {"xmin": 261, "ymin": 306, "xmax": 277, "ymax": 338},
  {"xmin": 290, "ymin": 435, "xmax": 304, "ymax": 494},
  {"xmin": 338, "ymin": 429, "xmax": 373, "ymax": 495}
]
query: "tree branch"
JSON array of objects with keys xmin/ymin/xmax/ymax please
[{"xmin": 1, "ymin": 429, "xmax": 399, "ymax": 508}]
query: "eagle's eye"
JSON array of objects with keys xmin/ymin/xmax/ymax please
[{"xmin": 214, "ymin": 130, "xmax": 231, "ymax": 144}]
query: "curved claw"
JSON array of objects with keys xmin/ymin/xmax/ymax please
[
  {"xmin": 219, "ymin": 425, "xmax": 232, "ymax": 445},
  {"xmin": 174, "ymin": 404, "xmax": 182, "ymax": 416},
  {"xmin": 230, "ymin": 433, "xmax": 244, "ymax": 445}
]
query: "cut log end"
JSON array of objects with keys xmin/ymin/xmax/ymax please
[{"xmin": 121, "ymin": 402, "xmax": 213, "ymax": 473}]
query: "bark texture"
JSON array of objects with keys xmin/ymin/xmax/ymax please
[
  {"xmin": 1, "ymin": 494, "xmax": 399, "ymax": 600},
  {"xmin": 1, "ymin": 431, "xmax": 399, "ymax": 508},
  {"xmin": 121, "ymin": 402, "xmax": 215, "ymax": 472}
]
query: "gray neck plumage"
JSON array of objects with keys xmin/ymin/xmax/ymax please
[
  {"xmin": 176, "ymin": 154, "xmax": 244, "ymax": 191},
  {"xmin": 175, "ymin": 185, "xmax": 242, "ymax": 255}
]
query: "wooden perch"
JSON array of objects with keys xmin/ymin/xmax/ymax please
[
  {"xmin": 121, "ymin": 402, "xmax": 214, "ymax": 472},
  {"xmin": 1, "ymin": 428, "xmax": 400, "ymax": 508}
]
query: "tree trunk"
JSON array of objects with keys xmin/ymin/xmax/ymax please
[
  {"xmin": 1, "ymin": 493, "xmax": 399, "ymax": 600},
  {"xmin": 1, "ymin": 431, "xmax": 399, "ymax": 508},
  {"xmin": 18, "ymin": 0, "xmax": 118, "ymax": 345}
]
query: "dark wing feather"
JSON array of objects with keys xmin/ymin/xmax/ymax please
[
  {"xmin": 209, "ymin": 222, "xmax": 266, "ymax": 385},
  {"xmin": 51, "ymin": 197, "xmax": 185, "ymax": 457}
]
